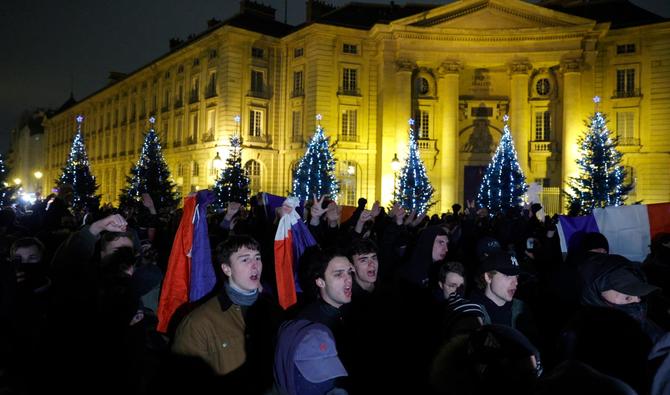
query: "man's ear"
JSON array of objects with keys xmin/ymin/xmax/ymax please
[
  {"xmin": 316, "ymin": 278, "xmax": 326, "ymax": 288},
  {"xmin": 484, "ymin": 272, "xmax": 493, "ymax": 285},
  {"xmin": 221, "ymin": 263, "xmax": 232, "ymax": 277}
]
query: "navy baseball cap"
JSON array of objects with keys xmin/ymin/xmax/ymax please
[{"xmin": 479, "ymin": 252, "xmax": 521, "ymax": 276}]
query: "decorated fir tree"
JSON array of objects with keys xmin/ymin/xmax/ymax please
[
  {"xmin": 57, "ymin": 115, "xmax": 100, "ymax": 212},
  {"xmin": 213, "ymin": 122, "xmax": 250, "ymax": 209},
  {"xmin": 0, "ymin": 153, "xmax": 17, "ymax": 207},
  {"xmin": 566, "ymin": 96, "xmax": 632, "ymax": 215},
  {"xmin": 393, "ymin": 118, "xmax": 435, "ymax": 214},
  {"xmin": 292, "ymin": 114, "xmax": 339, "ymax": 201},
  {"xmin": 119, "ymin": 117, "xmax": 179, "ymax": 212},
  {"xmin": 477, "ymin": 114, "xmax": 528, "ymax": 215}
]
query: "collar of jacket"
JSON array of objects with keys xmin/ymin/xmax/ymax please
[{"xmin": 217, "ymin": 288, "xmax": 233, "ymax": 311}]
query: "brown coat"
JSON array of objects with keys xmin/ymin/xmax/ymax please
[{"xmin": 172, "ymin": 294, "xmax": 247, "ymax": 375}]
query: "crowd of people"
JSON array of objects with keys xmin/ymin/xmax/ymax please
[{"xmin": 1, "ymin": 187, "xmax": 669, "ymax": 395}]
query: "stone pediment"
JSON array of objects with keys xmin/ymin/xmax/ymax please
[{"xmin": 392, "ymin": 0, "xmax": 595, "ymax": 30}]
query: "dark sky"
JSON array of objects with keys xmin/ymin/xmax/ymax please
[{"xmin": 1, "ymin": 0, "xmax": 668, "ymax": 153}]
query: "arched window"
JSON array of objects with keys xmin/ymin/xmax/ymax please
[
  {"xmin": 245, "ymin": 160, "xmax": 262, "ymax": 195},
  {"xmin": 338, "ymin": 160, "xmax": 358, "ymax": 206}
]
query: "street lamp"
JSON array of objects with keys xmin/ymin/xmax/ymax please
[
  {"xmin": 33, "ymin": 171, "xmax": 43, "ymax": 180},
  {"xmin": 213, "ymin": 152, "xmax": 224, "ymax": 171},
  {"xmin": 13, "ymin": 178, "xmax": 21, "ymax": 185}
]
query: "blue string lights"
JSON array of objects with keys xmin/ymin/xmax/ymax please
[
  {"xmin": 394, "ymin": 118, "xmax": 435, "ymax": 214},
  {"xmin": 291, "ymin": 114, "xmax": 339, "ymax": 202},
  {"xmin": 566, "ymin": 96, "xmax": 632, "ymax": 214},
  {"xmin": 476, "ymin": 114, "xmax": 528, "ymax": 215}
]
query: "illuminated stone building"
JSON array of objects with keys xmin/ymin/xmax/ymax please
[{"xmin": 40, "ymin": 0, "xmax": 670, "ymax": 213}]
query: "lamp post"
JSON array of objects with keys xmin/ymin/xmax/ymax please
[{"xmin": 391, "ymin": 153, "xmax": 400, "ymax": 199}]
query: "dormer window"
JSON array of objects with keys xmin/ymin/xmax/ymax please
[{"xmin": 616, "ymin": 44, "xmax": 636, "ymax": 55}]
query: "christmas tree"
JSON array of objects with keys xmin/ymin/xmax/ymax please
[
  {"xmin": 566, "ymin": 96, "xmax": 632, "ymax": 215},
  {"xmin": 57, "ymin": 115, "xmax": 100, "ymax": 212},
  {"xmin": 213, "ymin": 117, "xmax": 250, "ymax": 209},
  {"xmin": 393, "ymin": 118, "xmax": 435, "ymax": 214},
  {"xmin": 477, "ymin": 114, "xmax": 528, "ymax": 215},
  {"xmin": 119, "ymin": 117, "xmax": 179, "ymax": 212},
  {"xmin": 0, "ymin": 153, "xmax": 17, "ymax": 207},
  {"xmin": 292, "ymin": 114, "xmax": 339, "ymax": 201}
]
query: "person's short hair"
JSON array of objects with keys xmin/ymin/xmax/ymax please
[
  {"xmin": 300, "ymin": 247, "xmax": 348, "ymax": 298},
  {"xmin": 214, "ymin": 235, "xmax": 261, "ymax": 266},
  {"xmin": 475, "ymin": 270, "xmax": 498, "ymax": 290},
  {"xmin": 10, "ymin": 237, "xmax": 45, "ymax": 257},
  {"xmin": 347, "ymin": 238, "xmax": 378, "ymax": 261},
  {"xmin": 100, "ymin": 246, "xmax": 137, "ymax": 274},
  {"xmin": 100, "ymin": 231, "xmax": 135, "ymax": 252},
  {"xmin": 438, "ymin": 261, "xmax": 465, "ymax": 284}
]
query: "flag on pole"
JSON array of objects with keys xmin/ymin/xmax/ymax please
[
  {"xmin": 157, "ymin": 191, "xmax": 217, "ymax": 333},
  {"xmin": 274, "ymin": 196, "xmax": 317, "ymax": 309}
]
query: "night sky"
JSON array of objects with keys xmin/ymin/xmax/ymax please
[{"xmin": 1, "ymin": 0, "xmax": 668, "ymax": 153}]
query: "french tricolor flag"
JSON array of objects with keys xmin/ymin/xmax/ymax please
[
  {"xmin": 557, "ymin": 203, "xmax": 670, "ymax": 262},
  {"xmin": 274, "ymin": 196, "xmax": 317, "ymax": 310}
]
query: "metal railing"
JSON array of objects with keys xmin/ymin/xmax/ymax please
[{"xmin": 612, "ymin": 88, "xmax": 640, "ymax": 98}]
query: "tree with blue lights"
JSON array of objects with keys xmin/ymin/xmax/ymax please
[
  {"xmin": 477, "ymin": 114, "xmax": 528, "ymax": 215},
  {"xmin": 213, "ymin": 118, "xmax": 250, "ymax": 209},
  {"xmin": 0, "ymin": 153, "xmax": 17, "ymax": 207},
  {"xmin": 394, "ymin": 118, "xmax": 435, "ymax": 214},
  {"xmin": 119, "ymin": 117, "xmax": 179, "ymax": 212},
  {"xmin": 292, "ymin": 114, "xmax": 339, "ymax": 201},
  {"xmin": 566, "ymin": 96, "xmax": 632, "ymax": 215},
  {"xmin": 57, "ymin": 115, "xmax": 100, "ymax": 212}
]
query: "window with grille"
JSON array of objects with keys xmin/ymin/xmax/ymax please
[
  {"xmin": 341, "ymin": 109, "xmax": 357, "ymax": 141},
  {"xmin": 616, "ymin": 68, "xmax": 636, "ymax": 97},
  {"xmin": 342, "ymin": 68, "xmax": 357, "ymax": 93},
  {"xmin": 417, "ymin": 110, "xmax": 430, "ymax": 139},
  {"xmin": 293, "ymin": 70, "xmax": 304, "ymax": 96},
  {"xmin": 534, "ymin": 111, "xmax": 551, "ymax": 141},
  {"xmin": 616, "ymin": 112, "xmax": 635, "ymax": 145},
  {"xmin": 249, "ymin": 110, "xmax": 263, "ymax": 137},
  {"xmin": 245, "ymin": 160, "xmax": 261, "ymax": 194}
]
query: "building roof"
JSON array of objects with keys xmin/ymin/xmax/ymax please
[
  {"xmin": 540, "ymin": 0, "xmax": 667, "ymax": 28},
  {"xmin": 312, "ymin": 2, "xmax": 438, "ymax": 29}
]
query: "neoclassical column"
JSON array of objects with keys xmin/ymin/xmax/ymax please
[
  {"xmin": 394, "ymin": 58, "xmax": 415, "ymax": 145},
  {"xmin": 560, "ymin": 57, "xmax": 583, "ymax": 196},
  {"xmin": 508, "ymin": 61, "xmax": 532, "ymax": 176},
  {"xmin": 437, "ymin": 60, "xmax": 462, "ymax": 213}
]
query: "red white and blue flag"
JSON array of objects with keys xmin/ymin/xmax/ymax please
[
  {"xmin": 274, "ymin": 196, "xmax": 317, "ymax": 310},
  {"xmin": 557, "ymin": 203, "xmax": 670, "ymax": 262}
]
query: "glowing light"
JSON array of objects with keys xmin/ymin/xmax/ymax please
[
  {"xmin": 234, "ymin": 115, "xmax": 241, "ymax": 123},
  {"xmin": 33, "ymin": 171, "xmax": 43, "ymax": 179},
  {"xmin": 593, "ymin": 96, "xmax": 601, "ymax": 103},
  {"xmin": 13, "ymin": 178, "xmax": 21, "ymax": 185},
  {"xmin": 75, "ymin": 114, "xmax": 84, "ymax": 123}
]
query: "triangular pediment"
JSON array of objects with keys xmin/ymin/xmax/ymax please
[{"xmin": 392, "ymin": 0, "xmax": 595, "ymax": 30}]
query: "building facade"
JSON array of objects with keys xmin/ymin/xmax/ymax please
[{"xmin": 39, "ymin": 0, "xmax": 670, "ymax": 213}]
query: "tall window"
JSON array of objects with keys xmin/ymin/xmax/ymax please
[
  {"xmin": 293, "ymin": 70, "xmax": 304, "ymax": 96},
  {"xmin": 162, "ymin": 121, "xmax": 169, "ymax": 142},
  {"xmin": 192, "ymin": 161, "xmax": 200, "ymax": 177},
  {"xmin": 342, "ymin": 68, "xmax": 357, "ymax": 94},
  {"xmin": 341, "ymin": 109, "xmax": 357, "ymax": 141},
  {"xmin": 417, "ymin": 110, "xmax": 430, "ymax": 139},
  {"xmin": 175, "ymin": 116, "xmax": 183, "ymax": 143},
  {"xmin": 206, "ymin": 71, "xmax": 217, "ymax": 97},
  {"xmin": 249, "ymin": 109, "xmax": 263, "ymax": 138},
  {"xmin": 190, "ymin": 76, "xmax": 200, "ymax": 102},
  {"xmin": 616, "ymin": 68, "xmax": 636, "ymax": 97},
  {"xmin": 163, "ymin": 88, "xmax": 170, "ymax": 109},
  {"xmin": 616, "ymin": 112, "xmax": 636, "ymax": 145},
  {"xmin": 292, "ymin": 111, "xmax": 302, "ymax": 142},
  {"xmin": 339, "ymin": 160, "xmax": 357, "ymax": 206},
  {"xmin": 245, "ymin": 160, "xmax": 261, "ymax": 194},
  {"xmin": 534, "ymin": 111, "xmax": 551, "ymax": 140},
  {"xmin": 251, "ymin": 70, "xmax": 264, "ymax": 93},
  {"xmin": 175, "ymin": 82, "xmax": 184, "ymax": 106},
  {"xmin": 189, "ymin": 113, "xmax": 198, "ymax": 143},
  {"xmin": 205, "ymin": 109, "xmax": 216, "ymax": 140}
]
